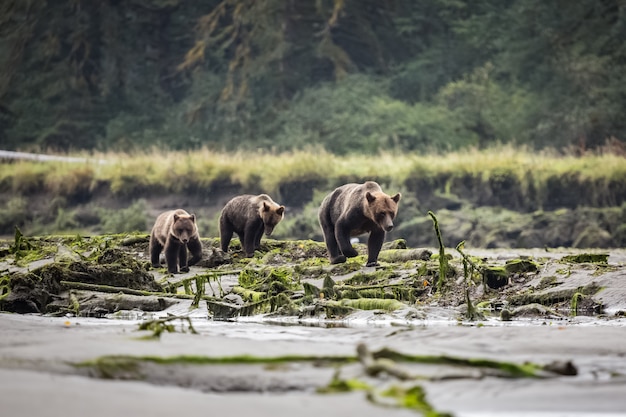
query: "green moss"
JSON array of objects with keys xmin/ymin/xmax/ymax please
[
  {"xmin": 509, "ymin": 282, "xmax": 602, "ymax": 307},
  {"xmin": 372, "ymin": 348, "xmax": 542, "ymax": 378},
  {"xmin": 377, "ymin": 248, "xmax": 431, "ymax": 263},
  {"xmin": 343, "ymin": 270, "xmax": 396, "ymax": 286},
  {"xmin": 329, "ymin": 260, "xmax": 364, "ymax": 275},
  {"xmin": 77, "ymin": 354, "xmax": 357, "ymax": 368},
  {"xmin": 5, "ymin": 228, "xmax": 58, "ymax": 267},
  {"xmin": 561, "ymin": 253, "xmax": 609, "ymax": 264},
  {"xmin": 79, "ymin": 356, "xmax": 143, "ymax": 379},
  {"xmin": 481, "ymin": 266, "xmax": 509, "ymax": 289},
  {"xmin": 570, "ymin": 291, "xmax": 584, "ymax": 316},
  {"xmin": 317, "ymin": 376, "xmax": 372, "ymax": 393},
  {"xmin": 0, "ymin": 275, "xmax": 10, "ymax": 300},
  {"xmin": 380, "ymin": 385, "xmax": 453, "ymax": 416},
  {"xmin": 231, "ymin": 285, "xmax": 266, "ymax": 302},
  {"xmin": 504, "ymin": 259, "xmax": 539, "ymax": 274},
  {"xmin": 555, "ymin": 268, "xmax": 571, "ymax": 277},
  {"xmin": 341, "ymin": 298, "xmax": 406, "ymax": 312},
  {"xmin": 238, "ymin": 266, "xmax": 298, "ymax": 294}
]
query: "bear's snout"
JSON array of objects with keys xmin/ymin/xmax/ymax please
[{"xmin": 384, "ymin": 224, "xmax": 394, "ymax": 232}]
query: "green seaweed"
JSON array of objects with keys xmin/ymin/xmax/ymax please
[
  {"xmin": 231, "ymin": 285, "xmax": 266, "ymax": 302},
  {"xmin": 456, "ymin": 240, "xmax": 481, "ymax": 320},
  {"xmin": 561, "ymin": 253, "xmax": 609, "ymax": 264},
  {"xmin": 329, "ymin": 260, "xmax": 364, "ymax": 275},
  {"xmin": 0, "ymin": 275, "xmax": 10, "ymax": 300},
  {"xmin": 428, "ymin": 211, "xmax": 448, "ymax": 292},
  {"xmin": 317, "ymin": 375, "xmax": 372, "ymax": 393},
  {"xmin": 81, "ymin": 356, "xmax": 143, "ymax": 380},
  {"xmin": 76, "ymin": 345, "xmax": 551, "ymax": 383},
  {"xmin": 570, "ymin": 291, "xmax": 584, "ymax": 316},
  {"xmin": 378, "ymin": 385, "xmax": 453, "ymax": 417},
  {"xmin": 372, "ymin": 348, "xmax": 543, "ymax": 378},
  {"xmin": 69, "ymin": 290, "xmax": 80, "ymax": 315},
  {"xmin": 340, "ymin": 298, "xmax": 405, "ymax": 312},
  {"xmin": 190, "ymin": 277, "xmax": 206, "ymax": 309},
  {"xmin": 77, "ymin": 354, "xmax": 357, "ymax": 368},
  {"xmin": 481, "ymin": 266, "xmax": 509, "ymax": 289},
  {"xmin": 504, "ymin": 259, "xmax": 539, "ymax": 274},
  {"xmin": 137, "ymin": 315, "xmax": 198, "ymax": 339},
  {"xmin": 7, "ymin": 227, "xmax": 57, "ymax": 266},
  {"xmin": 509, "ymin": 282, "xmax": 602, "ymax": 307},
  {"xmin": 238, "ymin": 266, "xmax": 297, "ymax": 294}
]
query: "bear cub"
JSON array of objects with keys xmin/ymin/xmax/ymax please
[
  {"xmin": 318, "ymin": 181, "xmax": 401, "ymax": 267},
  {"xmin": 219, "ymin": 194, "xmax": 285, "ymax": 257},
  {"xmin": 150, "ymin": 209, "xmax": 202, "ymax": 274}
]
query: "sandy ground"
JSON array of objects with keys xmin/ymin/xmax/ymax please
[{"xmin": 1, "ymin": 310, "xmax": 626, "ymax": 417}]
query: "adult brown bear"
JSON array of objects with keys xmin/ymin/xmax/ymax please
[
  {"xmin": 149, "ymin": 209, "xmax": 202, "ymax": 274},
  {"xmin": 318, "ymin": 181, "xmax": 401, "ymax": 267},
  {"xmin": 219, "ymin": 194, "xmax": 285, "ymax": 257}
]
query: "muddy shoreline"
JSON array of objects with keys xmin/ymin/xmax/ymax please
[
  {"xmin": 1, "ymin": 234, "xmax": 626, "ymax": 416},
  {"xmin": 1, "ymin": 312, "xmax": 626, "ymax": 417}
]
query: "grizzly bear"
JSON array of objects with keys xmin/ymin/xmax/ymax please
[
  {"xmin": 318, "ymin": 181, "xmax": 401, "ymax": 267},
  {"xmin": 219, "ymin": 194, "xmax": 285, "ymax": 257},
  {"xmin": 149, "ymin": 209, "xmax": 202, "ymax": 274}
]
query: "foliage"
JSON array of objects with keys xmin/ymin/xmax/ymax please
[
  {"xmin": 97, "ymin": 200, "xmax": 149, "ymax": 234},
  {"xmin": 1, "ymin": 1, "xmax": 624, "ymax": 152},
  {"xmin": 0, "ymin": 197, "xmax": 31, "ymax": 235}
]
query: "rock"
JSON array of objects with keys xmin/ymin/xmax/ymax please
[{"xmin": 482, "ymin": 266, "xmax": 509, "ymax": 289}]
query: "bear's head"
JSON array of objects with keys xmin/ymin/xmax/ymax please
[
  {"xmin": 261, "ymin": 202, "xmax": 285, "ymax": 236},
  {"xmin": 365, "ymin": 191, "xmax": 401, "ymax": 232},
  {"xmin": 172, "ymin": 213, "xmax": 197, "ymax": 243}
]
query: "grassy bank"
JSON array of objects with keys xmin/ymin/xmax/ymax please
[
  {"xmin": 1, "ymin": 146, "xmax": 625, "ymax": 202},
  {"xmin": 1, "ymin": 146, "xmax": 625, "ymax": 247}
]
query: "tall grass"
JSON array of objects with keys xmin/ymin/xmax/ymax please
[{"xmin": 1, "ymin": 145, "xmax": 624, "ymax": 202}]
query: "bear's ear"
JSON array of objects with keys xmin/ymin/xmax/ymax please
[
  {"xmin": 366, "ymin": 192, "xmax": 376, "ymax": 203},
  {"xmin": 391, "ymin": 193, "xmax": 401, "ymax": 203},
  {"xmin": 173, "ymin": 214, "xmax": 180, "ymax": 222},
  {"xmin": 262, "ymin": 201, "xmax": 270, "ymax": 212},
  {"xmin": 276, "ymin": 206, "xmax": 285, "ymax": 216},
  {"xmin": 190, "ymin": 213, "xmax": 196, "ymax": 223}
]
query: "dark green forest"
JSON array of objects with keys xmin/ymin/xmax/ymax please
[{"xmin": 0, "ymin": 0, "xmax": 625, "ymax": 154}]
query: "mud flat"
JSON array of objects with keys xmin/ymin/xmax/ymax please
[
  {"xmin": 1, "ymin": 234, "xmax": 626, "ymax": 416},
  {"xmin": 1, "ymin": 312, "xmax": 626, "ymax": 417}
]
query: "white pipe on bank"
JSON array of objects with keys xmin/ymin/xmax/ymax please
[{"xmin": 0, "ymin": 150, "xmax": 108, "ymax": 164}]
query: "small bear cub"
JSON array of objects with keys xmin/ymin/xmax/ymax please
[
  {"xmin": 150, "ymin": 209, "xmax": 202, "ymax": 274},
  {"xmin": 219, "ymin": 194, "xmax": 285, "ymax": 257}
]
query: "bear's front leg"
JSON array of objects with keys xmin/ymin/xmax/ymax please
[
  {"xmin": 335, "ymin": 222, "xmax": 358, "ymax": 259},
  {"xmin": 253, "ymin": 225, "xmax": 264, "ymax": 251},
  {"xmin": 187, "ymin": 238, "xmax": 203, "ymax": 267},
  {"xmin": 365, "ymin": 229, "xmax": 385, "ymax": 267},
  {"xmin": 178, "ymin": 244, "xmax": 189, "ymax": 273},
  {"xmin": 242, "ymin": 228, "xmax": 258, "ymax": 258},
  {"xmin": 164, "ymin": 239, "xmax": 181, "ymax": 273}
]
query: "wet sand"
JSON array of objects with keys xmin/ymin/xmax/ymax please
[
  {"xmin": 1, "ymin": 311, "xmax": 625, "ymax": 417},
  {"xmin": 2, "ymin": 244, "xmax": 626, "ymax": 416}
]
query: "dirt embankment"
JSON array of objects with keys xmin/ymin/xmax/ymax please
[{"xmin": 3, "ymin": 169, "xmax": 626, "ymax": 250}]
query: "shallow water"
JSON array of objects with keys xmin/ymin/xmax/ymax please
[{"xmin": 3, "ymin": 306, "xmax": 626, "ymax": 417}]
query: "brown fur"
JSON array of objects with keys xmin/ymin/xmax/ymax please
[
  {"xmin": 219, "ymin": 194, "xmax": 285, "ymax": 257},
  {"xmin": 318, "ymin": 181, "xmax": 401, "ymax": 267},
  {"xmin": 149, "ymin": 209, "xmax": 202, "ymax": 273}
]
